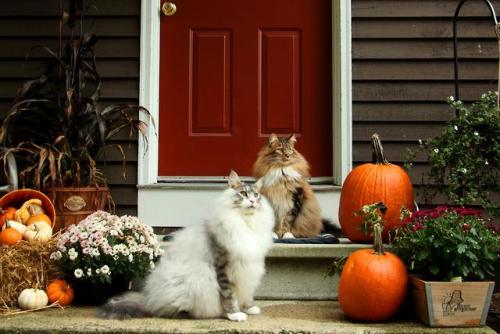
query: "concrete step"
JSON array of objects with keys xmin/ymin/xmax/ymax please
[
  {"xmin": 256, "ymin": 238, "xmax": 371, "ymax": 300},
  {"xmin": 0, "ymin": 301, "xmax": 494, "ymax": 334},
  {"xmin": 158, "ymin": 237, "xmax": 370, "ymax": 300}
]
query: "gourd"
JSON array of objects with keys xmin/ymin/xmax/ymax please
[
  {"xmin": 26, "ymin": 212, "xmax": 52, "ymax": 228},
  {"xmin": 46, "ymin": 279, "xmax": 74, "ymax": 306},
  {"xmin": 339, "ymin": 134, "xmax": 415, "ymax": 242},
  {"xmin": 0, "ymin": 207, "xmax": 16, "ymax": 229},
  {"xmin": 338, "ymin": 224, "xmax": 408, "ymax": 321},
  {"xmin": 0, "ymin": 226, "xmax": 22, "ymax": 245},
  {"xmin": 18, "ymin": 288, "xmax": 49, "ymax": 310},
  {"xmin": 24, "ymin": 221, "xmax": 53, "ymax": 243},
  {"xmin": 2, "ymin": 220, "xmax": 27, "ymax": 235},
  {"xmin": 15, "ymin": 199, "xmax": 44, "ymax": 224}
]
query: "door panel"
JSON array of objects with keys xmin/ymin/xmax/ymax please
[{"xmin": 159, "ymin": 0, "xmax": 332, "ymax": 177}]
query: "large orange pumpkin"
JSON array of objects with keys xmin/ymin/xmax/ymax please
[
  {"xmin": 339, "ymin": 134, "xmax": 414, "ymax": 242},
  {"xmin": 338, "ymin": 224, "xmax": 408, "ymax": 322},
  {"xmin": 46, "ymin": 279, "xmax": 74, "ymax": 306}
]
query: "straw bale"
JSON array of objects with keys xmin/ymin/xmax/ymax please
[{"xmin": 0, "ymin": 238, "xmax": 62, "ymax": 309}]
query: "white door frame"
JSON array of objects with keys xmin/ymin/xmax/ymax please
[{"xmin": 137, "ymin": 0, "xmax": 352, "ymax": 227}]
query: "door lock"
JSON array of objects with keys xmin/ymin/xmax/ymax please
[{"xmin": 162, "ymin": 2, "xmax": 177, "ymax": 16}]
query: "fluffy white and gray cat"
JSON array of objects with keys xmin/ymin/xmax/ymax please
[{"xmin": 98, "ymin": 170, "xmax": 275, "ymax": 321}]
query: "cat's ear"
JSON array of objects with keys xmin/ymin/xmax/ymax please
[
  {"xmin": 228, "ymin": 170, "xmax": 242, "ymax": 189},
  {"xmin": 287, "ymin": 134, "xmax": 297, "ymax": 146},
  {"xmin": 268, "ymin": 133, "xmax": 279, "ymax": 147},
  {"xmin": 254, "ymin": 178, "xmax": 263, "ymax": 192}
]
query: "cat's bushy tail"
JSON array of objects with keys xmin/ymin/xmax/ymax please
[
  {"xmin": 321, "ymin": 219, "xmax": 343, "ymax": 238},
  {"xmin": 97, "ymin": 291, "xmax": 152, "ymax": 319}
]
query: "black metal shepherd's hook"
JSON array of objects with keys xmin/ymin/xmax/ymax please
[{"xmin": 453, "ymin": 0, "xmax": 499, "ymax": 114}]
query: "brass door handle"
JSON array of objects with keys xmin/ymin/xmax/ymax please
[{"xmin": 162, "ymin": 2, "xmax": 177, "ymax": 16}]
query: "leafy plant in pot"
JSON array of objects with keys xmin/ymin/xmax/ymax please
[
  {"xmin": 0, "ymin": 2, "xmax": 153, "ymax": 230},
  {"xmin": 392, "ymin": 206, "xmax": 499, "ymax": 327},
  {"xmin": 406, "ymin": 92, "xmax": 500, "ymax": 218}
]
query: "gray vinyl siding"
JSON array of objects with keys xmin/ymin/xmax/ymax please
[
  {"xmin": 352, "ymin": 0, "xmax": 499, "ymax": 204},
  {"xmin": 0, "ymin": 0, "xmax": 140, "ymax": 215}
]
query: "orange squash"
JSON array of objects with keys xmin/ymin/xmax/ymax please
[
  {"xmin": 0, "ymin": 226, "xmax": 22, "ymax": 245},
  {"xmin": 26, "ymin": 213, "xmax": 52, "ymax": 228},
  {"xmin": 0, "ymin": 207, "xmax": 17, "ymax": 229},
  {"xmin": 339, "ymin": 134, "xmax": 415, "ymax": 242},
  {"xmin": 338, "ymin": 224, "xmax": 408, "ymax": 322},
  {"xmin": 46, "ymin": 279, "xmax": 74, "ymax": 306}
]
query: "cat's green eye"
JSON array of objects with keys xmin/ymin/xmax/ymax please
[
  {"xmin": 240, "ymin": 191, "xmax": 248, "ymax": 197},
  {"xmin": 254, "ymin": 193, "xmax": 259, "ymax": 197}
]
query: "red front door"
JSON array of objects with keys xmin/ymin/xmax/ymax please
[{"xmin": 158, "ymin": 0, "xmax": 332, "ymax": 177}]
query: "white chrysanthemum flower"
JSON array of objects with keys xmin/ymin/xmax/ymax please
[
  {"xmin": 74, "ymin": 269, "xmax": 84, "ymax": 278},
  {"xmin": 434, "ymin": 148, "xmax": 439, "ymax": 153},
  {"xmin": 100, "ymin": 265, "xmax": 110, "ymax": 275},
  {"xmin": 418, "ymin": 139, "xmax": 423, "ymax": 145},
  {"xmin": 485, "ymin": 160, "xmax": 489, "ymax": 165},
  {"xmin": 448, "ymin": 96, "xmax": 455, "ymax": 101},
  {"xmin": 474, "ymin": 131, "xmax": 479, "ymax": 136},
  {"xmin": 87, "ymin": 268, "xmax": 92, "ymax": 277},
  {"xmin": 454, "ymin": 125, "xmax": 458, "ymax": 131},
  {"xmin": 461, "ymin": 168, "xmax": 467, "ymax": 174},
  {"xmin": 128, "ymin": 254, "xmax": 134, "ymax": 262}
]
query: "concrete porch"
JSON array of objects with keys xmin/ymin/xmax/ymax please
[{"xmin": 0, "ymin": 300, "xmax": 495, "ymax": 334}]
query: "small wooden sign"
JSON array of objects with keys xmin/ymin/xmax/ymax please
[{"xmin": 410, "ymin": 276, "xmax": 495, "ymax": 327}]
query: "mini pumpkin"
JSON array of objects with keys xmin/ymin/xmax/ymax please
[
  {"xmin": 0, "ymin": 207, "xmax": 16, "ymax": 229},
  {"xmin": 0, "ymin": 226, "xmax": 22, "ymax": 245},
  {"xmin": 18, "ymin": 288, "xmax": 49, "ymax": 310},
  {"xmin": 46, "ymin": 279, "xmax": 74, "ymax": 306},
  {"xmin": 26, "ymin": 213, "xmax": 52, "ymax": 228},
  {"xmin": 2, "ymin": 220, "xmax": 27, "ymax": 235},
  {"xmin": 24, "ymin": 221, "xmax": 53, "ymax": 243}
]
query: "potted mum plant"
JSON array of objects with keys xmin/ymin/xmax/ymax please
[
  {"xmin": 50, "ymin": 211, "xmax": 163, "ymax": 305},
  {"xmin": 0, "ymin": 2, "xmax": 153, "ymax": 230},
  {"xmin": 392, "ymin": 206, "xmax": 499, "ymax": 327}
]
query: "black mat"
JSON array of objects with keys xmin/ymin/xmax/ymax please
[
  {"xmin": 163, "ymin": 233, "xmax": 340, "ymax": 244},
  {"xmin": 273, "ymin": 234, "xmax": 339, "ymax": 244}
]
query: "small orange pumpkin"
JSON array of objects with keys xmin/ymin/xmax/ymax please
[
  {"xmin": 1, "ymin": 207, "xmax": 17, "ymax": 223},
  {"xmin": 0, "ymin": 226, "xmax": 22, "ymax": 245},
  {"xmin": 338, "ymin": 224, "xmax": 408, "ymax": 321},
  {"xmin": 46, "ymin": 279, "xmax": 74, "ymax": 306},
  {"xmin": 26, "ymin": 213, "xmax": 52, "ymax": 228},
  {"xmin": 339, "ymin": 134, "xmax": 415, "ymax": 242}
]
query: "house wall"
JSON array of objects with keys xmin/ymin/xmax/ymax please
[
  {"xmin": 0, "ymin": 0, "xmax": 140, "ymax": 215},
  {"xmin": 0, "ymin": 0, "xmax": 498, "ymax": 216}
]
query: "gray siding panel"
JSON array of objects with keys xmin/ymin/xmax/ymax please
[
  {"xmin": 0, "ymin": 0, "xmax": 140, "ymax": 216},
  {"xmin": 352, "ymin": 0, "xmax": 498, "ymax": 205}
]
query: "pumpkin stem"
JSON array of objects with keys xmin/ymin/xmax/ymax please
[
  {"xmin": 373, "ymin": 223, "xmax": 385, "ymax": 255},
  {"xmin": 371, "ymin": 133, "xmax": 390, "ymax": 165}
]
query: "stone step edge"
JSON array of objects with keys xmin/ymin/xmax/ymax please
[{"xmin": 159, "ymin": 237, "xmax": 373, "ymax": 259}]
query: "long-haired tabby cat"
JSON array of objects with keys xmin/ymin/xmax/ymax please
[
  {"xmin": 253, "ymin": 134, "xmax": 322, "ymax": 238},
  {"xmin": 98, "ymin": 171, "xmax": 274, "ymax": 321}
]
